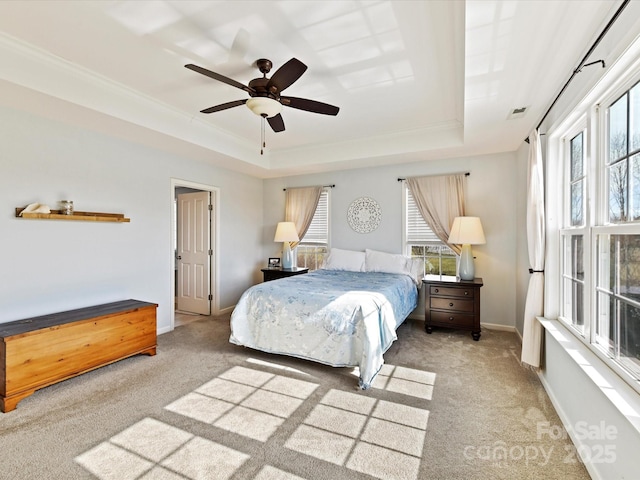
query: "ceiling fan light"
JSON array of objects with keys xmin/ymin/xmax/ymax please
[{"xmin": 246, "ymin": 97, "xmax": 282, "ymax": 118}]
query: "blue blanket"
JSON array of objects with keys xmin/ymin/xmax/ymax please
[{"xmin": 230, "ymin": 269, "xmax": 418, "ymax": 388}]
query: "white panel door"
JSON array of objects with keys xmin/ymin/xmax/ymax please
[{"xmin": 177, "ymin": 191, "xmax": 211, "ymax": 315}]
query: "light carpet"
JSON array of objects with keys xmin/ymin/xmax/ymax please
[{"xmin": 0, "ymin": 314, "xmax": 590, "ymax": 480}]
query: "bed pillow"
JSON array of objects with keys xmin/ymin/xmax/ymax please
[
  {"xmin": 365, "ymin": 249, "xmax": 409, "ymax": 275},
  {"xmin": 323, "ymin": 248, "xmax": 366, "ymax": 272},
  {"xmin": 408, "ymin": 257, "xmax": 424, "ymax": 285},
  {"xmin": 365, "ymin": 249, "xmax": 421, "ymax": 284}
]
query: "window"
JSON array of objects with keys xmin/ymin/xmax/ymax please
[
  {"xmin": 594, "ymin": 80, "xmax": 640, "ymax": 379},
  {"xmin": 607, "ymin": 84, "xmax": 640, "ymax": 222},
  {"xmin": 595, "ymin": 232, "xmax": 640, "ymax": 378},
  {"xmin": 557, "ymin": 77, "xmax": 640, "ymax": 386},
  {"xmin": 297, "ymin": 189, "xmax": 329, "ymax": 270},
  {"xmin": 404, "ymin": 186, "xmax": 456, "ymax": 277},
  {"xmin": 560, "ymin": 131, "xmax": 587, "ymax": 334}
]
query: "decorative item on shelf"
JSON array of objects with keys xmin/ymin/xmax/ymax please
[
  {"xmin": 268, "ymin": 257, "xmax": 281, "ymax": 268},
  {"xmin": 347, "ymin": 196, "xmax": 381, "ymax": 233},
  {"xmin": 448, "ymin": 216, "xmax": 486, "ymax": 281},
  {"xmin": 60, "ymin": 200, "xmax": 73, "ymax": 215},
  {"xmin": 18, "ymin": 203, "xmax": 50, "ymax": 215},
  {"xmin": 274, "ymin": 221, "xmax": 299, "ymax": 269}
]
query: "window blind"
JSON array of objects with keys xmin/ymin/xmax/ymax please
[
  {"xmin": 301, "ymin": 190, "xmax": 328, "ymax": 244},
  {"xmin": 406, "ymin": 188, "xmax": 440, "ymax": 243}
]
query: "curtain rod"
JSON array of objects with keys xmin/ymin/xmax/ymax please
[
  {"xmin": 525, "ymin": 0, "xmax": 630, "ymax": 143},
  {"xmin": 397, "ymin": 172, "xmax": 470, "ymax": 182},
  {"xmin": 283, "ymin": 184, "xmax": 335, "ymax": 191}
]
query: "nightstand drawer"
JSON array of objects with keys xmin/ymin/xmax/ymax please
[
  {"xmin": 430, "ymin": 297, "xmax": 474, "ymax": 313},
  {"xmin": 430, "ymin": 311, "xmax": 476, "ymax": 329},
  {"xmin": 429, "ymin": 286, "xmax": 474, "ymax": 298}
]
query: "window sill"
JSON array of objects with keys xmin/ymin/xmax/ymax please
[{"xmin": 538, "ymin": 316, "xmax": 640, "ymax": 436}]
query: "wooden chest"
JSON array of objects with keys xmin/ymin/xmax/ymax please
[{"xmin": 0, "ymin": 299, "xmax": 157, "ymax": 412}]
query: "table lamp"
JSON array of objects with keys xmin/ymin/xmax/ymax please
[
  {"xmin": 274, "ymin": 221, "xmax": 299, "ymax": 269},
  {"xmin": 448, "ymin": 216, "xmax": 486, "ymax": 281}
]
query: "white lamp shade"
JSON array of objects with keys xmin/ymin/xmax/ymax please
[
  {"xmin": 274, "ymin": 222, "xmax": 299, "ymax": 243},
  {"xmin": 448, "ymin": 217, "xmax": 486, "ymax": 245},
  {"xmin": 246, "ymin": 97, "xmax": 282, "ymax": 118}
]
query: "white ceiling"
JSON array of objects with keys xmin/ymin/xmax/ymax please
[{"xmin": 0, "ymin": 0, "xmax": 620, "ymax": 178}]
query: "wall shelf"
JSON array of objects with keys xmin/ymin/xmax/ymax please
[{"xmin": 15, "ymin": 208, "xmax": 130, "ymax": 223}]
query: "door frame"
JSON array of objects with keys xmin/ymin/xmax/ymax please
[{"xmin": 170, "ymin": 178, "xmax": 220, "ymax": 330}]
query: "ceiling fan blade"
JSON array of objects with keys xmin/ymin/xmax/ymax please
[
  {"xmin": 280, "ymin": 96, "xmax": 339, "ymax": 116},
  {"xmin": 185, "ymin": 64, "xmax": 254, "ymax": 94},
  {"xmin": 267, "ymin": 58, "xmax": 307, "ymax": 93},
  {"xmin": 200, "ymin": 99, "xmax": 247, "ymax": 114},
  {"xmin": 267, "ymin": 114, "xmax": 285, "ymax": 132}
]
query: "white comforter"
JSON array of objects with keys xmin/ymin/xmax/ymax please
[{"xmin": 229, "ymin": 269, "xmax": 418, "ymax": 388}]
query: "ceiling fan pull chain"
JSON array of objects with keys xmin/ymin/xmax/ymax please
[{"xmin": 260, "ymin": 116, "xmax": 266, "ymax": 155}]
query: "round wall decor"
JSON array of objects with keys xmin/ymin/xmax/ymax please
[{"xmin": 347, "ymin": 196, "xmax": 381, "ymax": 233}]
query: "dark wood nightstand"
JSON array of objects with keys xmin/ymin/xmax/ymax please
[
  {"xmin": 423, "ymin": 277, "xmax": 483, "ymax": 341},
  {"xmin": 261, "ymin": 267, "xmax": 309, "ymax": 282}
]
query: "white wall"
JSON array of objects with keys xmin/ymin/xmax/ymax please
[
  {"xmin": 540, "ymin": 322, "xmax": 640, "ymax": 480},
  {"xmin": 263, "ymin": 152, "xmax": 519, "ymax": 328},
  {"xmin": 0, "ymin": 105, "xmax": 263, "ymax": 332}
]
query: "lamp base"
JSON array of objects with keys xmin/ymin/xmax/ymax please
[
  {"xmin": 458, "ymin": 244, "xmax": 475, "ymax": 281},
  {"xmin": 282, "ymin": 243, "xmax": 294, "ymax": 269}
]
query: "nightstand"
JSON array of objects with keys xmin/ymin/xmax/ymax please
[
  {"xmin": 261, "ymin": 267, "xmax": 309, "ymax": 282},
  {"xmin": 423, "ymin": 277, "xmax": 483, "ymax": 341}
]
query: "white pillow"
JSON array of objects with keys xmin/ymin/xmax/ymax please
[
  {"xmin": 408, "ymin": 258, "xmax": 424, "ymax": 285},
  {"xmin": 365, "ymin": 249, "xmax": 409, "ymax": 275},
  {"xmin": 365, "ymin": 249, "xmax": 420, "ymax": 284},
  {"xmin": 323, "ymin": 248, "xmax": 366, "ymax": 272}
]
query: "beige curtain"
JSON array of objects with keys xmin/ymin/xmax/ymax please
[
  {"xmin": 406, "ymin": 174, "xmax": 466, "ymax": 254},
  {"xmin": 521, "ymin": 129, "xmax": 545, "ymax": 368},
  {"xmin": 285, "ymin": 186, "xmax": 323, "ymax": 248}
]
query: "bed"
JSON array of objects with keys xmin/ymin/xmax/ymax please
[{"xmin": 229, "ymin": 248, "xmax": 420, "ymax": 389}]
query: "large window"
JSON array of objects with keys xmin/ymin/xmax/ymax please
[
  {"xmin": 594, "ymin": 81, "xmax": 640, "ymax": 379},
  {"xmin": 404, "ymin": 186, "xmax": 456, "ymax": 277},
  {"xmin": 296, "ymin": 189, "xmax": 329, "ymax": 270},
  {"xmin": 558, "ymin": 78, "xmax": 640, "ymax": 386}
]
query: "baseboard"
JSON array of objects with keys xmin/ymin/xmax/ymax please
[
  {"xmin": 157, "ymin": 325, "xmax": 172, "ymax": 335},
  {"xmin": 537, "ymin": 371, "xmax": 604, "ymax": 480},
  {"xmin": 217, "ymin": 305, "xmax": 235, "ymax": 316},
  {"xmin": 481, "ymin": 322, "xmax": 516, "ymax": 333}
]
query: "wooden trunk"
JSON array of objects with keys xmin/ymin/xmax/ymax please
[{"xmin": 0, "ymin": 299, "xmax": 157, "ymax": 412}]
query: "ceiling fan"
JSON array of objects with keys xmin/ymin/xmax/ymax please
[{"xmin": 185, "ymin": 58, "xmax": 339, "ymax": 133}]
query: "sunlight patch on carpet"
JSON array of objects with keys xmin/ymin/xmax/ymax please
[
  {"xmin": 166, "ymin": 366, "xmax": 318, "ymax": 442},
  {"xmin": 76, "ymin": 365, "xmax": 431, "ymax": 480},
  {"xmin": 347, "ymin": 442, "xmax": 421, "ymax": 480},
  {"xmin": 161, "ymin": 436, "xmax": 249, "ymax": 479},
  {"xmin": 246, "ymin": 357, "xmax": 310, "ymax": 376},
  {"xmin": 372, "ymin": 364, "xmax": 436, "ymax": 400},
  {"xmin": 285, "ymin": 388, "xmax": 430, "ymax": 480},
  {"xmin": 76, "ymin": 441, "xmax": 154, "ymax": 480},
  {"xmin": 75, "ymin": 420, "xmax": 249, "ymax": 480},
  {"xmin": 110, "ymin": 418, "xmax": 193, "ymax": 462},
  {"xmin": 253, "ymin": 465, "xmax": 307, "ymax": 480}
]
